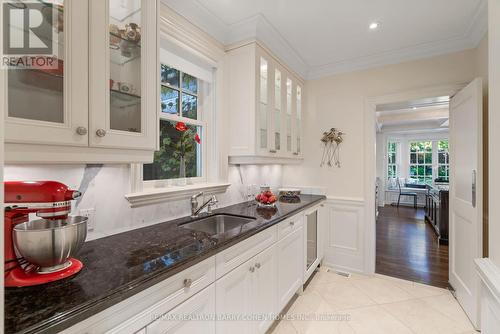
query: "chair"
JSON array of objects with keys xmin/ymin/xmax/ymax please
[{"xmin": 397, "ymin": 178, "xmax": 418, "ymax": 208}]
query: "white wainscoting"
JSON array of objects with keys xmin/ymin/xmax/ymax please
[
  {"xmin": 476, "ymin": 258, "xmax": 500, "ymax": 333},
  {"xmin": 322, "ymin": 197, "xmax": 366, "ymax": 274}
]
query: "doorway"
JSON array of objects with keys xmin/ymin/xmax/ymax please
[
  {"xmin": 365, "ymin": 80, "xmax": 484, "ymax": 328},
  {"xmin": 374, "ymin": 96, "xmax": 451, "ymax": 288}
]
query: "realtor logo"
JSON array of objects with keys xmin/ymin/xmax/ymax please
[{"xmin": 2, "ymin": 1, "xmax": 59, "ymax": 69}]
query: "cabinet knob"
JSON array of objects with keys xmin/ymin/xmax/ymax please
[
  {"xmin": 293, "ymin": 152, "xmax": 299, "ymax": 156},
  {"xmin": 96, "ymin": 129, "xmax": 107, "ymax": 137},
  {"xmin": 269, "ymin": 149, "xmax": 277, "ymax": 153},
  {"xmin": 255, "ymin": 263, "xmax": 261, "ymax": 269},
  {"xmin": 249, "ymin": 266, "xmax": 255, "ymax": 273},
  {"xmin": 183, "ymin": 278, "xmax": 193, "ymax": 288},
  {"xmin": 76, "ymin": 126, "xmax": 88, "ymax": 136},
  {"xmin": 290, "ymin": 221, "xmax": 295, "ymax": 226}
]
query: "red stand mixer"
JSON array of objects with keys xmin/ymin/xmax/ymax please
[{"xmin": 4, "ymin": 181, "xmax": 88, "ymax": 287}]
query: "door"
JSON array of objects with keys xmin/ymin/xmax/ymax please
[
  {"xmin": 449, "ymin": 78, "xmax": 483, "ymax": 328},
  {"xmin": 277, "ymin": 225, "xmax": 304, "ymax": 310},
  {"xmin": 89, "ymin": 0, "xmax": 157, "ymax": 150},
  {"xmin": 253, "ymin": 245, "xmax": 278, "ymax": 334},
  {"xmin": 215, "ymin": 258, "xmax": 254, "ymax": 334},
  {"xmin": 146, "ymin": 284, "xmax": 215, "ymax": 334},
  {"xmin": 5, "ymin": 0, "xmax": 89, "ymax": 146}
]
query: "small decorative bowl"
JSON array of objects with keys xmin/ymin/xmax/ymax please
[{"xmin": 257, "ymin": 201, "xmax": 277, "ymax": 208}]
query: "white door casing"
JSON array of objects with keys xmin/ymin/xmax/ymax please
[{"xmin": 449, "ymin": 78, "xmax": 483, "ymax": 329}]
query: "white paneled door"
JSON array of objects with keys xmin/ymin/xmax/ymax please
[{"xmin": 449, "ymin": 78, "xmax": 483, "ymax": 329}]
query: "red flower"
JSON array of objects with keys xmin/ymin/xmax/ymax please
[
  {"xmin": 175, "ymin": 121, "xmax": 188, "ymax": 132},
  {"xmin": 195, "ymin": 133, "xmax": 201, "ymax": 144}
]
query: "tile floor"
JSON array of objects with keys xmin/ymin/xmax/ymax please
[{"xmin": 269, "ymin": 267, "xmax": 476, "ymax": 334}]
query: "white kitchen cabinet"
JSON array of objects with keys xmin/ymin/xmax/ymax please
[
  {"xmin": 89, "ymin": 0, "xmax": 157, "ymax": 150},
  {"xmin": 216, "ymin": 244, "xmax": 278, "ymax": 334},
  {"xmin": 252, "ymin": 244, "xmax": 278, "ymax": 333},
  {"xmin": 5, "ymin": 0, "xmax": 89, "ymax": 147},
  {"xmin": 5, "ymin": 0, "xmax": 158, "ymax": 163},
  {"xmin": 227, "ymin": 42, "xmax": 304, "ymax": 164},
  {"xmin": 216, "ymin": 254, "xmax": 255, "ymax": 334},
  {"xmin": 277, "ymin": 219, "xmax": 304, "ymax": 310},
  {"xmin": 145, "ymin": 284, "xmax": 216, "ymax": 334}
]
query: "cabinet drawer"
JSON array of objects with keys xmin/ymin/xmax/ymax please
[
  {"xmin": 216, "ymin": 226, "xmax": 277, "ymax": 278},
  {"xmin": 277, "ymin": 214, "xmax": 303, "ymax": 240},
  {"xmin": 146, "ymin": 284, "xmax": 215, "ymax": 334},
  {"xmin": 62, "ymin": 257, "xmax": 215, "ymax": 334}
]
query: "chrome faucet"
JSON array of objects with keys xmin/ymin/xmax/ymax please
[{"xmin": 191, "ymin": 192, "xmax": 218, "ymax": 218}]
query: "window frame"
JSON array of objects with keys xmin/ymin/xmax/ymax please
[
  {"xmin": 143, "ymin": 64, "xmax": 208, "ymax": 189},
  {"xmin": 437, "ymin": 139, "xmax": 450, "ymax": 181},
  {"xmin": 386, "ymin": 141, "xmax": 399, "ymax": 181},
  {"xmin": 408, "ymin": 140, "xmax": 434, "ymax": 185}
]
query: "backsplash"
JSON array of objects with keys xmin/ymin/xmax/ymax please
[{"xmin": 4, "ymin": 164, "xmax": 283, "ymax": 240}]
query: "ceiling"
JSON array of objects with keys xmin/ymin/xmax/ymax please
[
  {"xmin": 376, "ymin": 97, "xmax": 450, "ymax": 133},
  {"xmin": 161, "ymin": 0, "xmax": 487, "ymax": 79}
]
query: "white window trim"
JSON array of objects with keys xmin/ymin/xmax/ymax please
[
  {"xmin": 383, "ymin": 132, "xmax": 448, "ymax": 191},
  {"xmin": 125, "ymin": 16, "xmax": 228, "ymax": 207}
]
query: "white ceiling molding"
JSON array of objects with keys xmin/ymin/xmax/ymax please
[
  {"xmin": 161, "ymin": 0, "xmax": 487, "ymax": 81},
  {"xmin": 159, "ymin": 3, "xmax": 225, "ymax": 66}
]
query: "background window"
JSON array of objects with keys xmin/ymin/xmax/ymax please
[
  {"xmin": 144, "ymin": 65, "xmax": 203, "ymax": 181},
  {"xmin": 437, "ymin": 140, "xmax": 450, "ymax": 182},
  {"xmin": 409, "ymin": 141, "xmax": 433, "ymax": 185},
  {"xmin": 387, "ymin": 141, "xmax": 398, "ymax": 181}
]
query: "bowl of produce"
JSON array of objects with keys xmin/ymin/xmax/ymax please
[{"xmin": 255, "ymin": 189, "xmax": 278, "ymax": 208}]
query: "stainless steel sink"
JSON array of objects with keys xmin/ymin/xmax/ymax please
[{"xmin": 179, "ymin": 214, "xmax": 256, "ymax": 236}]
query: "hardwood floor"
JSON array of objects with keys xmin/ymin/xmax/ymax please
[{"xmin": 376, "ymin": 205, "xmax": 449, "ymax": 288}]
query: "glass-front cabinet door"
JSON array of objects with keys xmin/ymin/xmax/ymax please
[
  {"xmin": 89, "ymin": 0, "xmax": 157, "ymax": 149},
  {"xmin": 258, "ymin": 57, "xmax": 268, "ymax": 151},
  {"xmin": 272, "ymin": 68, "xmax": 282, "ymax": 154},
  {"xmin": 286, "ymin": 78, "xmax": 293, "ymax": 154},
  {"xmin": 295, "ymin": 85, "xmax": 303, "ymax": 157},
  {"xmin": 5, "ymin": 0, "xmax": 89, "ymax": 146}
]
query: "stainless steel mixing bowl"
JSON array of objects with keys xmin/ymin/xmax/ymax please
[{"xmin": 13, "ymin": 216, "xmax": 87, "ymax": 271}]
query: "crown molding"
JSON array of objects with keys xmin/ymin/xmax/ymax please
[{"xmin": 161, "ymin": 0, "xmax": 487, "ymax": 81}]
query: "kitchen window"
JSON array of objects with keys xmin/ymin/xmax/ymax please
[
  {"xmin": 409, "ymin": 141, "xmax": 433, "ymax": 185},
  {"xmin": 143, "ymin": 64, "xmax": 205, "ymax": 182}
]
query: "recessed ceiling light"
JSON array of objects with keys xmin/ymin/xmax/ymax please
[
  {"xmin": 412, "ymin": 107, "xmax": 417, "ymax": 110},
  {"xmin": 369, "ymin": 22, "xmax": 379, "ymax": 30}
]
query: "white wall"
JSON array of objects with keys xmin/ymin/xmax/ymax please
[
  {"xmin": 285, "ymin": 40, "xmax": 488, "ymax": 273},
  {"xmin": 4, "ymin": 164, "xmax": 283, "ymax": 240},
  {"xmin": 283, "ymin": 47, "xmax": 481, "ymax": 199},
  {"xmin": 488, "ymin": 1, "xmax": 500, "ymax": 268}
]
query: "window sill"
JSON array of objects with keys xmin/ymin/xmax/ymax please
[{"xmin": 125, "ymin": 182, "xmax": 231, "ymax": 208}]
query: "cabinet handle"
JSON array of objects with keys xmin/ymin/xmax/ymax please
[
  {"xmin": 183, "ymin": 278, "xmax": 193, "ymax": 288},
  {"xmin": 96, "ymin": 129, "xmax": 107, "ymax": 137},
  {"xmin": 293, "ymin": 152, "xmax": 299, "ymax": 156},
  {"xmin": 269, "ymin": 149, "xmax": 277, "ymax": 153},
  {"xmin": 249, "ymin": 266, "xmax": 255, "ymax": 273},
  {"xmin": 255, "ymin": 263, "xmax": 261, "ymax": 269},
  {"xmin": 76, "ymin": 126, "xmax": 88, "ymax": 136}
]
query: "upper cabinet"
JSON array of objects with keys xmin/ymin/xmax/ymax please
[
  {"xmin": 4, "ymin": 0, "xmax": 158, "ymax": 163},
  {"xmin": 227, "ymin": 42, "xmax": 304, "ymax": 164}
]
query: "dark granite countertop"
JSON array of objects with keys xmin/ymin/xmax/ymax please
[{"xmin": 5, "ymin": 194, "xmax": 325, "ymax": 334}]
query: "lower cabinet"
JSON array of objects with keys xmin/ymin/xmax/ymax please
[
  {"xmin": 216, "ymin": 244, "xmax": 277, "ymax": 334},
  {"xmin": 277, "ymin": 223, "xmax": 304, "ymax": 311},
  {"xmin": 146, "ymin": 284, "xmax": 216, "ymax": 334},
  {"xmin": 61, "ymin": 206, "xmax": 325, "ymax": 334}
]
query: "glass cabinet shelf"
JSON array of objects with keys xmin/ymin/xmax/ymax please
[
  {"xmin": 110, "ymin": 32, "xmax": 141, "ymax": 65},
  {"xmin": 111, "ymin": 89, "xmax": 141, "ymax": 108}
]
